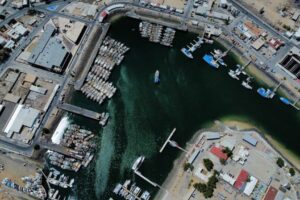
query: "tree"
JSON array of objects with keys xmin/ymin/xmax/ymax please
[
  {"xmin": 42, "ymin": 128, "xmax": 50, "ymax": 134},
  {"xmin": 183, "ymin": 162, "xmax": 194, "ymax": 171},
  {"xmin": 220, "ymin": 158, "xmax": 226, "ymax": 165},
  {"xmin": 289, "ymin": 168, "xmax": 295, "ymax": 176},
  {"xmin": 34, "ymin": 144, "xmax": 40, "ymax": 150},
  {"xmin": 194, "ymin": 183, "xmax": 207, "ymax": 193},
  {"xmin": 203, "ymin": 159, "xmax": 214, "ymax": 171},
  {"xmin": 276, "ymin": 157, "xmax": 284, "ymax": 168},
  {"xmin": 222, "ymin": 147, "xmax": 233, "ymax": 158},
  {"xmin": 0, "ymin": 48, "xmax": 11, "ymax": 63}
]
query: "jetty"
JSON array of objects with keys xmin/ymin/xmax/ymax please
[
  {"xmin": 159, "ymin": 128, "xmax": 176, "ymax": 153},
  {"xmin": 57, "ymin": 103, "xmax": 100, "ymax": 120}
]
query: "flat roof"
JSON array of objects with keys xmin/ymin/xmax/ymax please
[
  {"xmin": 3, "ymin": 93, "xmax": 20, "ymax": 103},
  {"xmin": 264, "ymin": 186, "xmax": 278, "ymax": 200},
  {"xmin": 206, "ymin": 132, "xmax": 220, "ymax": 140},
  {"xmin": 251, "ymin": 37, "xmax": 265, "ymax": 50},
  {"xmin": 243, "ymin": 134, "xmax": 258, "ymax": 146},
  {"xmin": 210, "ymin": 146, "xmax": 228, "ymax": 160},
  {"xmin": 4, "ymin": 104, "xmax": 40, "ymax": 135},
  {"xmin": 234, "ymin": 169, "xmax": 249, "ymax": 190}
]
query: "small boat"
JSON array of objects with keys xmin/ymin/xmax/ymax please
[
  {"xmin": 113, "ymin": 183, "xmax": 122, "ymax": 194},
  {"xmin": 181, "ymin": 47, "xmax": 193, "ymax": 59},
  {"xmin": 279, "ymin": 97, "xmax": 291, "ymax": 105},
  {"xmin": 218, "ymin": 58, "xmax": 227, "ymax": 66},
  {"xmin": 141, "ymin": 191, "xmax": 151, "ymax": 200},
  {"xmin": 154, "ymin": 70, "xmax": 160, "ymax": 84},
  {"xmin": 132, "ymin": 156, "xmax": 145, "ymax": 171},
  {"xmin": 228, "ymin": 70, "xmax": 239, "ymax": 80},
  {"xmin": 203, "ymin": 54, "xmax": 219, "ymax": 69},
  {"xmin": 242, "ymin": 77, "xmax": 253, "ymax": 90},
  {"xmin": 257, "ymin": 88, "xmax": 275, "ymax": 99}
]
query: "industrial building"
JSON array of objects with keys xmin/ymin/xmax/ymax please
[
  {"xmin": 28, "ymin": 24, "xmax": 71, "ymax": 73},
  {"xmin": 3, "ymin": 104, "xmax": 40, "ymax": 142},
  {"xmin": 278, "ymin": 47, "xmax": 300, "ymax": 80}
]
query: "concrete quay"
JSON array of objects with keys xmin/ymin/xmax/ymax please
[{"xmin": 57, "ymin": 103, "xmax": 101, "ymax": 121}]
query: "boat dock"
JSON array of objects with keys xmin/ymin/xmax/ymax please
[
  {"xmin": 139, "ymin": 21, "xmax": 176, "ymax": 46},
  {"xmin": 39, "ymin": 140, "xmax": 83, "ymax": 160},
  {"xmin": 159, "ymin": 128, "xmax": 176, "ymax": 153},
  {"xmin": 134, "ymin": 170, "xmax": 159, "ymax": 188},
  {"xmin": 57, "ymin": 103, "xmax": 101, "ymax": 121}
]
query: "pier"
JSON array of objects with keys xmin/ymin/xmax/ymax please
[
  {"xmin": 159, "ymin": 128, "xmax": 176, "ymax": 153},
  {"xmin": 57, "ymin": 103, "xmax": 101, "ymax": 121},
  {"xmin": 134, "ymin": 170, "xmax": 159, "ymax": 188},
  {"xmin": 39, "ymin": 140, "xmax": 83, "ymax": 160}
]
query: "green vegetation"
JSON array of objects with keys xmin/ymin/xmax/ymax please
[
  {"xmin": 203, "ymin": 158, "xmax": 214, "ymax": 172},
  {"xmin": 42, "ymin": 128, "xmax": 50, "ymax": 134},
  {"xmin": 222, "ymin": 147, "xmax": 233, "ymax": 158},
  {"xmin": 220, "ymin": 158, "xmax": 226, "ymax": 165},
  {"xmin": 183, "ymin": 162, "xmax": 194, "ymax": 171},
  {"xmin": 276, "ymin": 157, "xmax": 285, "ymax": 168},
  {"xmin": 283, "ymin": 24, "xmax": 291, "ymax": 31},
  {"xmin": 34, "ymin": 144, "xmax": 40, "ymax": 150},
  {"xmin": 0, "ymin": 47, "xmax": 11, "ymax": 63},
  {"xmin": 289, "ymin": 168, "xmax": 295, "ymax": 176},
  {"xmin": 194, "ymin": 171, "xmax": 219, "ymax": 198}
]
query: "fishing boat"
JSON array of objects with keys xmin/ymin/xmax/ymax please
[
  {"xmin": 279, "ymin": 97, "xmax": 291, "ymax": 105},
  {"xmin": 154, "ymin": 70, "xmax": 160, "ymax": 84},
  {"xmin": 132, "ymin": 156, "xmax": 145, "ymax": 171},
  {"xmin": 257, "ymin": 88, "xmax": 275, "ymax": 99},
  {"xmin": 203, "ymin": 54, "xmax": 219, "ymax": 69}
]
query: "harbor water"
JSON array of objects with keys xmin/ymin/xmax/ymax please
[{"xmin": 67, "ymin": 17, "xmax": 300, "ymax": 199}]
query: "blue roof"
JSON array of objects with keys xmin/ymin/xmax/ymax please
[{"xmin": 243, "ymin": 134, "xmax": 258, "ymax": 146}]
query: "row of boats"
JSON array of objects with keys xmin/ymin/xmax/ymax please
[
  {"xmin": 47, "ymin": 168, "xmax": 74, "ymax": 189},
  {"xmin": 113, "ymin": 179, "xmax": 151, "ymax": 200},
  {"xmin": 139, "ymin": 21, "xmax": 176, "ymax": 46},
  {"xmin": 181, "ymin": 36, "xmax": 296, "ymax": 108},
  {"xmin": 81, "ymin": 36, "xmax": 129, "ymax": 105},
  {"xmin": 2, "ymin": 172, "xmax": 47, "ymax": 200},
  {"xmin": 47, "ymin": 124, "xmax": 96, "ymax": 172}
]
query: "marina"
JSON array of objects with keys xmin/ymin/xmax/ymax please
[
  {"xmin": 181, "ymin": 37, "xmax": 204, "ymax": 59},
  {"xmin": 113, "ymin": 179, "xmax": 151, "ymax": 200},
  {"xmin": 47, "ymin": 168, "xmax": 74, "ymax": 189},
  {"xmin": 59, "ymin": 18, "xmax": 300, "ymax": 199},
  {"xmin": 81, "ymin": 36, "xmax": 130, "ymax": 105},
  {"xmin": 139, "ymin": 21, "xmax": 176, "ymax": 46}
]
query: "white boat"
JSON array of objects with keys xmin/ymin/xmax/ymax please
[
  {"xmin": 132, "ymin": 156, "xmax": 145, "ymax": 171},
  {"xmin": 228, "ymin": 69, "xmax": 239, "ymax": 80},
  {"xmin": 242, "ymin": 77, "xmax": 253, "ymax": 90}
]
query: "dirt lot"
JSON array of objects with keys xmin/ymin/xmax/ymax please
[
  {"xmin": 147, "ymin": 0, "xmax": 185, "ymax": 9},
  {"xmin": 240, "ymin": 0, "xmax": 299, "ymax": 31}
]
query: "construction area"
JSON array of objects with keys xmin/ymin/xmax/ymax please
[
  {"xmin": 0, "ymin": 68, "xmax": 60, "ymax": 144},
  {"xmin": 239, "ymin": 0, "xmax": 300, "ymax": 32}
]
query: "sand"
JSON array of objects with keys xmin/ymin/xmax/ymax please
[{"xmin": 239, "ymin": 0, "xmax": 298, "ymax": 31}]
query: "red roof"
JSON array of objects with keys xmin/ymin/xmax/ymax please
[
  {"xmin": 234, "ymin": 170, "xmax": 249, "ymax": 190},
  {"xmin": 268, "ymin": 38, "xmax": 283, "ymax": 50},
  {"xmin": 263, "ymin": 186, "xmax": 278, "ymax": 200},
  {"xmin": 210, "ymin": 146, "xmax": 228, "ymax": 160},
  {"xmin": 101, "ymin": 11, "xmax": 108, "ymax": 17}
]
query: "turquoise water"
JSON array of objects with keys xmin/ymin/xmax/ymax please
[{"xmin": 68, "ymin": 17, "xmax": 300, "ymax": 200}]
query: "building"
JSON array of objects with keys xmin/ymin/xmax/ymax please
[
  {"xmin": 4, "ymin": 104, "xmax": 40, "ymax": 138},
  {"xmin": 210, "ymin": 146, "xmax": 228, "ymax": 160},
  {"xmin": 206, "ymin": 132, "xmax": 220, "ymax": 140},
  {"xmin": 278, "ymin": 47, "xmax": 300, "ymax": 80},
  {"xmin": 243, "ymin": 134, "xmax": 258, "ymax": 146},
  {"xmin": 30, "ymin": 85, "xmax": 47, "ymax": 95},
  {"xmin": 243, "ymin": 176, "xmax": 258, "ymax": 196},
  {"xmin": 268, "ymin": 38, "xmax": 283, "ymax": 51},
  {"xmin": 251, "ymin": 37, "xmax": 265, "ymax": 51},
  {"xmin": 264, "ymin": 186, "xmax": 278, "ymax": 200},
  {"xmin": 234, "ymin": 169, "xmax": 249, "ymax": 190},
  {"xmin": 243, "ymin": 21, "xmax": 263, "ymax": 38},
  {"xmin": 28, "ymin": 24, "xmax": 71, "ymax": 72},
  {"xmin": 58, "ymin": 17, "xmax": 86, "ymax": 44}
]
